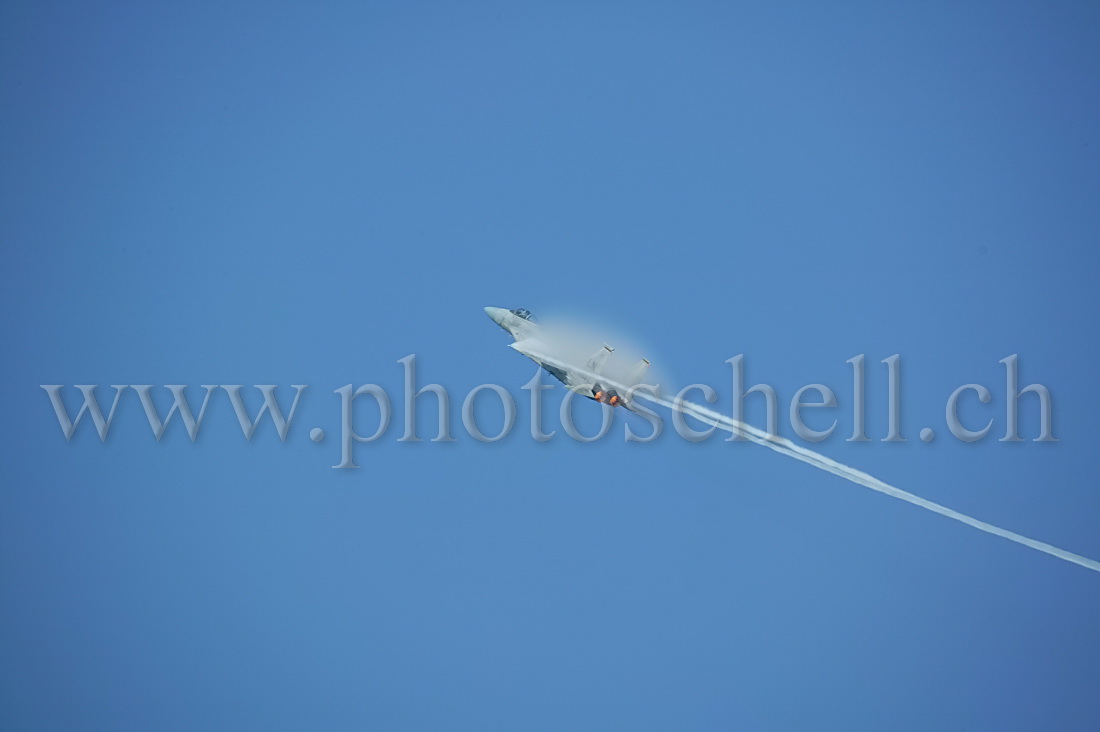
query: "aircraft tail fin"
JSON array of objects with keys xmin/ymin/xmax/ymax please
[
  {"xmin": 585, "ymin": 343, "xmax": 614, "ymax": 373},
  {"xmin": 626, "ymin": 358, "xmax": 651, "ymax": 386}
]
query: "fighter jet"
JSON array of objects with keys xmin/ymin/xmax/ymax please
[{"xmin": 484, "ymin": 306, "xmax": 653, "ymax": 413}]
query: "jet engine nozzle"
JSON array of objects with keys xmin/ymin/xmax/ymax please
[{"xmin": 592, "ymin": 387, "xmax": 623, "ymax": 407}]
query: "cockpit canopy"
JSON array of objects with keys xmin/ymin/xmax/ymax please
[{"xmin": 510, "ymin": 308, "xmax": 535, "ymax": 322}]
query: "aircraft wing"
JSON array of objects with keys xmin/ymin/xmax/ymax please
[{"xmin": 510, "ymin": 340, "xmax": 584, "ymax": 390}]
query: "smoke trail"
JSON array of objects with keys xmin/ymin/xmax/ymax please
[{"xmin": 517, "ymin": 342, "xmax": 1100, "ymax": 574}]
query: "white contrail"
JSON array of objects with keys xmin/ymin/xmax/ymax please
[{"xmin": 517, "ymin": 343, "xmax": 1100, "ymax": 574}]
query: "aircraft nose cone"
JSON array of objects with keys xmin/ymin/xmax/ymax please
[{"xmin": 484, "ymin": 306, "xmax": 508, "ymax": 324}]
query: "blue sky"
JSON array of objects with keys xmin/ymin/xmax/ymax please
[{"xmin": 3, "ymin": 1, "xmax": 1100, "ymax": 729}]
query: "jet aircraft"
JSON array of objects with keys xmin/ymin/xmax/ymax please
[{"xmin": 484, "ymin": 306, "xmax": 652, "ymax": 412}]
